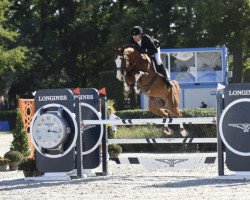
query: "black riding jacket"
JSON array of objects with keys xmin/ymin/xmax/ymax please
[{"xmin": 130, "ymin": 34, "xmax": 158, "ymax": 56}]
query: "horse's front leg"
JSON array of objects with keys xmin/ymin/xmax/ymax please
[
  {"xmin": 134, "ymin": 71, "xmax": 149, "ymax": 94},
  {"xmin": 148, "ymin": 97, "xmax": 174, "ymax": 136},
  {"xmin": 123, "ymin": 81, "xmax": 131, "ymax": 93}
]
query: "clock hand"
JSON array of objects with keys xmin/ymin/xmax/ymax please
[{"xmin": 48, "ymin": 129, "xmax": 61, "ymax": 133}]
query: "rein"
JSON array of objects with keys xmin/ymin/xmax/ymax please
[
  {"xmin": 120, "ymin": 49, "xmax": 153, "ymax": 91},
  {"xmin": 124, "ymin": 54, "xmax": 144, "ymax": 75}
]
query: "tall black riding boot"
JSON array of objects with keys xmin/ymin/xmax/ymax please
[{"xmin": 158, "ymin": 64, "xmax": 173, "ymax": 88}]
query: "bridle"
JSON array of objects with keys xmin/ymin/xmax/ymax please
[
  {"xmin": 118, "ymin": 51, "xmax": 144, "ymax": 82},
  {"xmin": 119, "ymin": 49, "xmax": 159, "ymax": 94}
]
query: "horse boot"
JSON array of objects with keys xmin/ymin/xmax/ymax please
[{"xmin": 158, "ymin": 64, "xmax": 173, "ymax": 88}]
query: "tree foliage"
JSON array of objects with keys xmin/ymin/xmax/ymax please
[
  {"xmin": 0, "ymin": 0, "xmax": 27, "ymax": 97},
  {"xmin": 0, "ymin": 0, "xmax": 249, "ymax": 109},
  {"xmin": 11, "ymin": 109, "xmax": 30, "ymax": 157}
]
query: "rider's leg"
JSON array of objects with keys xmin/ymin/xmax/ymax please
[{"xmin": 154, "ymin": 48, "xmax": 172, "ymax": 87}]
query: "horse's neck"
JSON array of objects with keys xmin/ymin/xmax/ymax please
[
  {"xmin": 125, "ymin": 48, "xmax": 156, "ymax": 75},
  {"xmin": 141, "ymin": 56, "xmax": 155, "ymax": 75}
]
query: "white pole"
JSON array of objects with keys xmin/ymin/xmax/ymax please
[
  {"xmin": 82, "ymin": 117, "xmax": 216, "ymax": 126},
  {"xmin": 108, "ymin": 138, "xmax": 217, "ymax": 144}
]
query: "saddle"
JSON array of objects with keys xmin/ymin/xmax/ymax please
[
  {"xmin": 149, "ymin": 56, "xmax": 172, "ymax": 88},
  {"xmin": 149, "ymin": 56, "xmax": 165, "ymax": 78}
]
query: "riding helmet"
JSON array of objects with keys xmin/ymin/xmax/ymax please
[{"xmin": 131, "ymin": 26, "xmax": 143, "ymax": 35}]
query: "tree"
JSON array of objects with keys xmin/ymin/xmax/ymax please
[
  {"xmin": 193, "ymin": 0, "xmax": 250, "ymax": 83},
  {"xmin": 6, "ymin": 0, "xmax": 250, "ymax": 108},
  {"xmin": 0, "ymin": 0, "xmax": 27, "ymax": 99},
  {"xmin": 11, "ymin": 109, "xmax": 30, "ymax": 157}
]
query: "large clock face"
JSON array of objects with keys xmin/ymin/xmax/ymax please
[{"xmin": 32, "ymin": 113, "xmax": 67, "ymax": 149}]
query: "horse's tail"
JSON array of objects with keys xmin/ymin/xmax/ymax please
[
  {"xmin": 170, "ymin": 80, "xmax": 182, "ymax": 117},
  {"xmin": 172, "ymin": 80, "xmax": 181, "ymax": 97}
]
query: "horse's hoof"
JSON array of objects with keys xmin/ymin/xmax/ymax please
[
  {"xmin": 164, "ymin": 127, "xmax": 173, "ymax": 136},
  {"xmin": 180, "ymin": 129, "xmax": 189, "ymax": 137}
]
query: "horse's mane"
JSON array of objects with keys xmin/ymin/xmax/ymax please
[{"xmin": 121, "ymin": 44, "xmax": 140, "ymax": 55}]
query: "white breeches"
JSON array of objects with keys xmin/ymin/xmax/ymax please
[{"xmin": 154, "ymin": 47, "xmax": 162, "ymax": 65}]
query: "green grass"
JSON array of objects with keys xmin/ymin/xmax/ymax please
[
  {"xmin": 116, "ymin": 125, "xmax": 165, "ymax": 139},
  {"xmin": 0, "ymin": 131, "xmax": 12, "ymax": 134}
]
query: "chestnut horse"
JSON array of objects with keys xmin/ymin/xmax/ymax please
[{"xmin": 114, "ymin": 46, "xmax": 187, "ymax": 136}]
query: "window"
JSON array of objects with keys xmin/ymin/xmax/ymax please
[
  {"xmin": 197, "ymin": 52, "xmax": 222, "ymax": 83},
  {"xmin": 161, "ymin": 50, "xmax": 223, "ymax": 84}
]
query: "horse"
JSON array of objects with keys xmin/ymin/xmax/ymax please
[{"xmin": 114, "ymin": 45, "xmax": 188, "ymax": 136}]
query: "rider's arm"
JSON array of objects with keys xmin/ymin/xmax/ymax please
[
  {"xmin": 130, "ymin": 37, "xmax": 145, "ymax": 53},
  {"xmin": 129, "ymin": 37, "xmax": 137, "ymax": 46},
  {"xmin": 142, "ymin": 34, "xmax": 158, "ymax": 55}
]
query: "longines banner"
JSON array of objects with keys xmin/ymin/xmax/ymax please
[
  {"xmin": 219, "ymin": 83, "xmax": 250, "ymax": 171},
  {"xmin": 72, "ymin": 88, "xmax": 101, "ymax": 169},
  {"xmin": 33, "ymin": 89, "xmax": 77, "ymax": 172}
]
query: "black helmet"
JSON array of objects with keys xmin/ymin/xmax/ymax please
[{"xmin": 131, "ymin": 26, "xmax": 143, "ymax": 35}]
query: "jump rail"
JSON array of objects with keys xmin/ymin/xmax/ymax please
[
  {"xmin": 82, "ymin": 117, "xmax": 216, "ymax": 126},
  {"xmin": 108, "ymin": 138, "xmax": 217, "ymax": 144}
]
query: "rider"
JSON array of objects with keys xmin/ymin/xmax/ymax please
[{"xmin": 129, "ymin": 26, "xmax": 172, "ymax": 87}]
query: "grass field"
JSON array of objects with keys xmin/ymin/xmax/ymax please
[
  {"xmin": 0, "ymin": 131, "xmax": 12, "ymax": 135},
  {"xmin": 116, "ymin": 125, "xmax": 165, "ymax": 139}
]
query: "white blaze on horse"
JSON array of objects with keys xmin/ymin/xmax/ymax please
[{"xmin": 114, "ymin": 45, "xmax": 188, "ymax": 137}]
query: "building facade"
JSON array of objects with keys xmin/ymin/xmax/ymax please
[{"xmin": 140, "ymin": 46, "xmax": 231, "ymax": 109}]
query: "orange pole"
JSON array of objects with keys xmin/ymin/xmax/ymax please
[{"xmin": 18, "ymin": 99, "xmax": 35, "ymax": 158}]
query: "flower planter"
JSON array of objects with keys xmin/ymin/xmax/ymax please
[
  {"xmin": 33, "ymin": 170, "xmax": 42, "ymax": 177},
  {"xmin": 22, "ymin": 170, "xmax": 42, "ymax": 177},
  {"xmin": 108, "ymin": 144, "xmax": 122, "ymax": 158},
  {"xmin": 112, "ymin": 153, "xmax": 120, "ymax": 158},
  {"xmin": 23, "ymin": 171, "xmax": 34, "ymax": 177},
  {"xmin": 0, "ymin": 164, "xmax": 8, "ymax": 171},
  {"xmin": 109, "ymin": 151, "xmax": 120, "ymax": 158},
  {"xmin": 9, "ymin": 162, "xmax": 19, "ymax": 171}
]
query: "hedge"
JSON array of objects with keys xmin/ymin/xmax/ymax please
[{"xmin": 115, "ymin": 108, "xmax": 217, "ymax": 153}]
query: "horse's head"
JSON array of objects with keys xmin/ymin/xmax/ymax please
[
  {"xmin": 113, "ymin": 47, "xmax": 132, "ymax": 93},
  {"xmin": 113, "ymin": 47, "xmax": 125, "ymax": 81},
  {"xmin": 114, "ymin": 46, "xmax": 146, "ymax": 93}
]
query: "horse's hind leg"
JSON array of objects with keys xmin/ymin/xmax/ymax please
[
  {"xmin": 167, "ymin": 81, "xmax": 182, "ymax": 117},
  {"xmin": 148, "ymin": 97, "xmax": 173, "ymax": 136},
  {"xmin": 179, "ymin": 123, "xmax": 189, "ymax": 137},
  {"xmin": 148, "ymin": 97, "xmax": 168, "ymax": 117},
  {"xmin": 167, "ymin": 100, "xmax": 182, "ymax": 117},
  {"xmin": 166, "ymin": 94, "xmax": 190, "ymax": 136}
]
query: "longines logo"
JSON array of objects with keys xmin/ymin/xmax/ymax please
[
  {"xmin": 155, "ymin": 159, "xmax": 188, "ymax": 167},
  {"xmin": 228, "ymin": 90, "xmax": 250, "ymax": 96},
  {"xmin": 228, "ymin": 123, "xmax": 250, "ymax": 133},
  {"xmin": 38, "ymin": 95, "xmax": 67, "ymax": 101},
  {"xmin": 78, "ymin": 94, "xmax": 94, "ymax": 100},
  {"xmin": 74, "ymin": 94, "xmax": 94, "ymax": 100}
]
